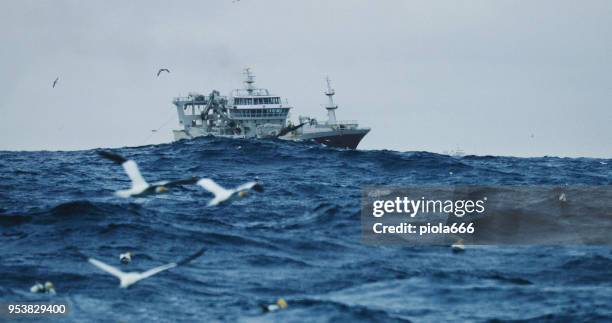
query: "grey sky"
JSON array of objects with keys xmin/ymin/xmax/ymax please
[{"xmin": 1, "ymin": 0, "xmax": 610, "ymax": 157}]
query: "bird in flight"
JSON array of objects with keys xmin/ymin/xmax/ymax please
[
  {"xmin": 197, "ymin": 178, "xmax": 263, "ymax": 206},
  {"xmin": 97, "ymin": 151, "xmax": 199, "ymax": 198},
  {"xmin": 88, "ymin": 248, "xmax": 205, "ymax": 288},
  {"xmin": 52, "ymin": 77, "xmax": 59, "ymax": 88},
  {"xmin": 451, "ymin": 239, "xmax": 465, "ymax": 253},
  {"xmin": 157, "ymin": 68, "xmax": 170, "ymax": 77}
]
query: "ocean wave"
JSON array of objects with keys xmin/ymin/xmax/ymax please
[{"xmin": 0, "ymin": 136, "xmax": 611, "ymax": 321}]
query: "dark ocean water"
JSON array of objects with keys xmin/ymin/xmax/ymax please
[{"xmin": 1, "ymin": 137, "xmax": 611, "ymax": 322}]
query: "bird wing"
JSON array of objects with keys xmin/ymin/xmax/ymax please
[
  {"xmin": 235, "ymin": 181, "xmax": 256, "ymax": 191},
  {"xmin": 120, "ymin": 160, "xmax": 148, "ymax": 189},
  {"xmin": 138, "ymin": 247, "xmax": 205, "ymax": 280},
  {"xmin": 98, "ymin": 151, "xmax": 149, "ymax": 191},
  {"xmin": 157, "ymin": 69, "xmax": 162, "ymax": 76},
  {"xmin": 164, "ymin": 177, "xmax": 200, "ymax": 187},
  {"xmin": 236, "ymin": 181, "xmax": 264, "ymax": 192},
  {"xmin": 97, "ymin": 151, "xmax": 127, "ymax": 164},
  {"xmin": 89, "ymin": 258, "xmax": 126, "ymax": 280},
  {"xmin": 197, "ymin": 179, "xmax": 229, "ymax": 198},
  {"xmin": 139, "ymin": 263, "xmax": 177, "ymax": 280},
  {"xmin": 177, "ymin": 247, "xmax": 206, "ymax": 266}
]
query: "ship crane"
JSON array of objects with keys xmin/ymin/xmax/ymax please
[{"xmin": 200, "ymin": 90, "xmax": 240, "ymax": 134}]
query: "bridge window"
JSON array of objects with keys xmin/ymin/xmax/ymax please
[
  {"xmin": 234, "ymin": 97, "xmax": 281, "ymax": 105},
  {"xmin": 229, "ymin": 108, "xmax": 290, "ymax": 118}
]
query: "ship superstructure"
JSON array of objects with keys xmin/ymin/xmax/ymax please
[
  {"xmin": 172, "ymin": 69, "xmax": 370, "ymax": 149},
  {"xmin": 283, "ymin": 77, "xmax": 370, "ymax": 149}
]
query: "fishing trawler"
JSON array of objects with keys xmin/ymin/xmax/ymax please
[{"xmin": 171, "ymin": 69, "xmax": 370, "ymax": 149}]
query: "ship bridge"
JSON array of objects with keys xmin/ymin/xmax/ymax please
[{"xmin": 227, "ymin": 68, "xmax": 291, "ymax": 124}]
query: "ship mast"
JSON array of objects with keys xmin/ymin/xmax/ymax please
[
  {"xmin": 244, "ymin": 68, "xmax": 255, "ymax": 95},
  {"xmin": 324, "ymin": 76, "xmax": 338, "ymax": 124}
]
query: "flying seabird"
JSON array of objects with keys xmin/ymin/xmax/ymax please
[
  {"xmin": 52, "ymin": 77, "xmax": 59, "ymax": 88},
  {"xmin": 261, "ymin": 298, "xmax": 288, "ymax": 313},
  {"xmin": 30, "ymin": 281, "xmax": 56, "ymax": 294},
  {"xmin": 120, "ymin": 252, "xmax": 133, "ymax": 264},
  {"xmin": 97, "ymin": 151, "xmax": 199, "ymax": 198},
  {"xmin": 157, "ymin": 68, "xmax": 170, "ymax": 77},
  {"xmin": 88, "ymin": 248, "xmax": 205, "ymax": 288},
  {"xmin": 196, "ymin": 178, "xmax": 263, "ymax": 206},
  {"xmin": 451, "ymin": 239, "xmax": 465, "ymax": 253}
]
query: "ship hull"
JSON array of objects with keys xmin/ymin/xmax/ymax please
[
  {"xmin": 292, "ymin": 129, "xmax": 370, "ymax": 149},
  {"xmin": 174, "ymin": 128, "xmax": 370, "ymax": 149},
  {"xmin": 311, "ymin": 133, "xmax": 368, "ymax": 149}
]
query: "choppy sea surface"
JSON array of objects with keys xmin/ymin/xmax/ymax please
[{"xmin": 1, "ymin": 137, "xmax": 611, "ymax": 322}]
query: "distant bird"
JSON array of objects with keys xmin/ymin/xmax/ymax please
[
  {"xmin": 451, "ymin": 239, "xmax": 465, "ymax": 253},
  {"xmin": 157, "ymin": 68, "xmax": 170, "ymax": 77},
  {"xmin": 196, "ymin": 178, "xmax": 263, "ymax": 206},
  {"xmin": 120, "ymin": 252, "xmax": 133, "ymax": 264},
  {"xmin": 52, "ymin": 77, "xmax": 59, "ymax": 88},
  {"xmin": 30, "ymin": 281, "xmax": 56, "ymax": 294},
  {"xmin": 88, "ymin": 248, "xmax": 205, "ymax": 288},
  {"xmin": 261, "ymin": 298, "xmax": 288, "ymax": 313},
  {"xmin": 97, "ymin": 151, "xmax": 199, "ymax": 198}
]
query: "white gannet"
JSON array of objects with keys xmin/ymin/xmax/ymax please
[
  {"xmin": 52, "ymin": 77, "xmax": 59, "ymax": 88},
  {"xmin": 451, "ymin": 239, "xmax": 465, "ymax": 253},
  {"xmin": 97, "ymin": 151, "xmax": 199, "ymax": 198},
  {"xmin": 88, "ymin": 248, "xmax": 205, "ymax": 288},
  {"xmin": 156, "ymin": 68, "xmax": 170, "ymax": 77},
  {"xmin": 261, "ymin": 298, "xmax": 288, "ymax": 313},
  {"xmin": 196, "ymin": 178, "xmax": 263, "ymax": 206},
  {"xmin": 120, "ymin": 252, "xmax": 133, "ymax": 264},
  {"xmin": 30, "ymin": 281, "xmax": 56, "ymax": 294}
]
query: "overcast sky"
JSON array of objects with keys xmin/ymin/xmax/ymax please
[{"xmin": 1, "ymin": 0, "xmax": 610, "ymax": 157}]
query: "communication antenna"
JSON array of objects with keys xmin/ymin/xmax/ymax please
[
  {"xmin": 324, "ymin": 76, "xmax": 338, "ymax": 124},
  {"xmin": 244, "ymin": 68, "xmax": 255, "ymax": 95}
]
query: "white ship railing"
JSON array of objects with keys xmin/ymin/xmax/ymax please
[{"xmin": 327, "ymin": 120, "xmax": 358, "ymax": 125}]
